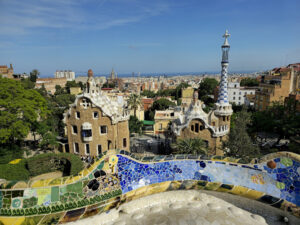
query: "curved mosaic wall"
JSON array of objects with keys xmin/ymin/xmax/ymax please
[{"xmin": 0, "ymin": 151, "xmax": 299, "ymax": 224}]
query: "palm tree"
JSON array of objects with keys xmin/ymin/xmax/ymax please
[
  {"xmin": 171, "ymin": 138, "xmax": 207, "ymax": 155},
  {"xmin": 128, "ymin": 93, "xmax": 141, "ymax": 117}
]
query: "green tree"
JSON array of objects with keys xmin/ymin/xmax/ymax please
[
  {"xmin": 198, "ymin": 78, "xmax": 218, "ymax": 110},
  {"xmin": 141, "ymin": 90, "xmax": 156, "ymax": 98},
  {"xmin": 171, "ymin": 138, "xmax": 207, "ymax": 155},
  {"xmin": 145, "ymin": 98, "xmax": 176, "ymax": 120},
  {"xmin": 29, "ymin": 69, "xmax": 40, "ymax": 82},
  {"xmin": 54, "ymin": 85, "xmax": 66, "ymax": 95},
  {"xmin": 198, "ymin": 78, "xmax": 219, "ymax": 98},
  {"xmin": 65, "ymin": 81, "xmax": 81, "ymax": 93},
  {"xmin": 0, "ymin": 77, "xmax": 48, "ymax": 144},
  {"xmin": 225, "ymin": 108, "xmax": 259, "ymax": 161},
  {"xmin": 151, "ymin": 98, "xmax": 176, "ymax": 111},
  {"xmin": 129, "ymin": 116, "xmax": 143, "ymax": 134},
  {"xmin": 251, "ymin": 101, "xmax": 300, "ymax": 144},
  {"xmin": 20, "ymin": 78, "xmax": 35, "ymax": 89},
  {"xmin": 240, "ymin": 78, "xmax": 259, "ymax": 87},
  {"xmin": 127, "ymin": 94, "xmax": 141, "ymax": 117}
]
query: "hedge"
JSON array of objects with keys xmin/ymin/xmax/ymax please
[
  {"xmin": 0, "ymin": 153, "xmax": 83, "ymax": 181},
  {"xmin": 0, "ymin": 159, "xmax": 29, "ymax": 180},
  {"xmin": 26, "ymin": 153, "xmax": 83, "ymax": 177}
]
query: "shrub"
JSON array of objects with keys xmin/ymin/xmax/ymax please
[
  {"xmin": 0, "ymin": 159, "xmax": 29, "ymax": 180},
  {"xmin": 26, "ymin": 153, "xmax": 83, "ymax": 177}
]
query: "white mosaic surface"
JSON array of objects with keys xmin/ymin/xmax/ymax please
[{"xmin": 70, "ymin": 190, "xmax": 267, "ymax": 225}]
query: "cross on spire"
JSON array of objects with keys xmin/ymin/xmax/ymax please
[{"xmin": 222, "ymin": 30, "xmax": 230, "ymax": 46}]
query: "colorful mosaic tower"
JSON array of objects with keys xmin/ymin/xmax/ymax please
[{"xmin": 215, "ymin": 30, "xmax": 233, "ymax": 116}]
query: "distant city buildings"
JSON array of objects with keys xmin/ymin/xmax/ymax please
[
  {"xmin": 0, "ymin": 64, "xmax": 13, "ymax": 79},
  {"xmin": 35, "ymin": 77, "xmax": 67, "ymax": 94},
  {"xmin": 227, "ymin": 82, "xmax": 256, "ymax": 106},
  {"xmin": 63, "ymin": 69, "xmax": 130, "ymax": 156},
  {"xmin": 54, "ymin": 70, "xmax": 75, "ymax": 81},
  {"xmin": 255, "ymin": 63, "xmax": 300, "ymax": 111}
]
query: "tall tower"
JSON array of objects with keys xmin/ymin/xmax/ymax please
[
  {"xmin": 214, "ymin": 30, "xmax": 233, "ymax": 116},
  {"xmin": 110, "ymin": 68, "xmax": 115, "ymax": 80}
]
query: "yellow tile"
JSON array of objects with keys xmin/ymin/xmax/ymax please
[
  {"xmin": 0, "ymin": 217, "xmax": 25, "ymax": 225},
  {"xmin": 230, "ymin": 185, "xmax": 249, "ymax": 195},
  {"xmin": 243, "ymin": 189, "xmax": 264, "ymax": 199}
]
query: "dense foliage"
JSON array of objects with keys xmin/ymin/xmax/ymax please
[
  {"xmin": 0, "ymin": 153, "xmax": 83, "ymax": 181},
  {"xmin": 0, "ymin": 159, "xmax": 29, "ymax": 180},
  {"xmin": 141, "ymin": 82, "xmax": 189, "ymax": 101},
  {"xmin": 251, "ymin": 101, "xmax": 300, "ymax": 147},
  {"xmin": 128, "ymin": 116, "xmax": 143, "ymax": 134},
  {"xmin": 26, "ymin": 153, "xmax": 83, "ymax": 177},
  {"xmin": 127, "ymin": 94, "xmax": 141, "ymax": 117},
  {"xmin": 198, "ymin": 78, "xmax": 218, "ymax": 110},
  {"xmin": 171, "ymin": 138, "xmax": 207, "ymax": 155},
  {"xmin": 0, "ymin": 77, "xmax": 49, "ymax": 145},
  {"xmin": 145, "ymin": 98, "xmax": 176, "ymax": 120},
  {"xmin": 225, "ymin": 108, "xmax": 260, "ymax": 161},
  {"xmin": 240, "ymin": 78, "xmax": 259, "ymax": 87}
]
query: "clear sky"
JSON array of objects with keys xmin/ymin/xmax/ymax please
[{"xmin": 0, "ymin": 0, "xmax": 300, "ymax": 76}]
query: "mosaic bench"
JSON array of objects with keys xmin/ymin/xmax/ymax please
[{"xmin": 0, "ymin": 151, "xmax": 299, "ymax": 224}]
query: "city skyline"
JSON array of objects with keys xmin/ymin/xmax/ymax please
[{"xmin": 0, "ymin": 0, "xmax": 300, "ymax": 75}]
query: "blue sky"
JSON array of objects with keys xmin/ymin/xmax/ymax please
[{"xmin": 0, "ymin": 0, "xmax": 300, "ymax": 76}]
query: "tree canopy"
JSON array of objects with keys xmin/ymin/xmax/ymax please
[
  {"xmin": 29, "ymin": 69, "xmax": 40, "ymax": 82},
  {"xmin": 0, "ymin": 77, "xmax": 48, "ymax": 144},
  {"xmin": 127, "ymin": 94, "xmax": 141, "ymax": 117},
  {"xmin": 198, "ymin": 78, "xmax": 218, "ymax": 110},
  {"xmin": 225, "ymin": 108, "xmax": 259, "ymax": 161},
  {"xmin": 240, "ymin": 78, "xmax": 259, "ymax": 87},
  {"xmin": 198, "ymin": 78, "xmax": 219, "ymax": 98},
  {"xmin": 171, "ymin": 138, "xmax": 207, "ymax": 155},
  {"xmin": 129, "ymin": 116, "xmax": 143, "ymax": 134}
]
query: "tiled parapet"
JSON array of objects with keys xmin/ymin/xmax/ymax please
[{"xmin": 0, "ymin": 151, "xmax": 299, "ymax": 224}]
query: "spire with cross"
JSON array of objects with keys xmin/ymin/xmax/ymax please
[{"xmin": 214, "ymin": 30, "xmax": 233, "ymax": 116}]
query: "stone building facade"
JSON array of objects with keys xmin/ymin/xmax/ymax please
[
  {"xmin": 64, "ymin": 69, "xmax": 130, "ymax": 156},
  {"xmin": 255, "ymin": 65, "xmax": 300, "ymax": 111},
  {"xmin": 0, "ymin": 64, "xmax": 13, "ymax": 79},
  {"xmin": 172, "ymin": 91, "xmax": 231, "ymax": 155}
]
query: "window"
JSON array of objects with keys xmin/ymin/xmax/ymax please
[
  {"xmin": 170, "ymin": 112, "xmax": 174, "ymax": 117},
  {"xmin": 238, "ymin": 97, "xmax": 241, "ymax": 100},
  {"xmin": 85, "ymin": 144, "xmax": 90, "ymax": 155},
  {"xmin": 72, "ymin": 125, "xmax": 78, "ymax": 134},
  {"xmin": 233, "ymin": 97, "xmax": 235, "ymax": 100},
  {"xmin": 159, "ymin": 123, "xmax": 162, "ymax": 130},
  {"xmin": 195, "ymin": 123, "xmax": 199, "ymax": 133},
  {"xmin": 74, "ymin": 143, "xmax": 79, "ymax": 154},
  {"xmin": 233, "ymin": 92, "xmax": 236, "ymax": 95},
  {"xmin": 191, "ymin": 125, "xmax": 194, "ymax": 131},
  {"xmin": 212, "ymin": 122, "xmax": 215, "ymax": 126},
  {"xmin": 97, "ymin": 145, "xmax": 102, "ymax": 155},
  {"xmin": 100, "ymin": 126, "xmax": 107, "ymax": 134},
  {"xmin": 200, "ymin": 125, "xmax": 204, "ymax": 131},
  {"xmin": 239, "ymin": 92, "xmax": 241, "ymax": 95},
  {"xmin": 93, "ymin": 111, "xmax": 99, "ymax": 118},
  {"xmin": 123, "ymin": 138, "xmax": 127, "ymax": 148},
  {"xmin": 223, "ymin": 116, "xmax": 225, "ymax": 122},
  {"xmin": 82, "ymin": 129, "xmax": 92, "ymax": 137},
  {"xmin": 234, "ymin": 85, "xmax": 237, "ymax": 88},
  {"xmin": 204, "ymin": 140, "xmax": 209, "ymax": 148},
  {"xmin": 76, "ymin": 111, "xmax": 80, "ymax": 119}
]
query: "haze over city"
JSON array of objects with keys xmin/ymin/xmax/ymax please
[{"xmin": 0, "ymin": 0, "xmax": 300, "ymax": 76}]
